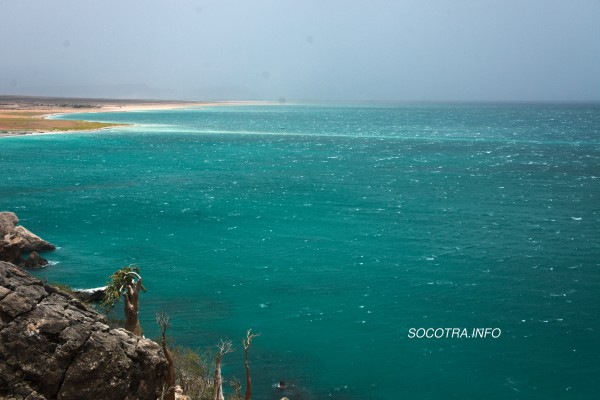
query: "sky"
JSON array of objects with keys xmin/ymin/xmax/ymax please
[{"xmin": 1, "ymin": 0, "xmax": 599, "ymax": 102}]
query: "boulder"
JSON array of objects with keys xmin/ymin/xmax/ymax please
[
  {"xmin": 0, "ymin": 261, "xmax": 169, "ymax": 400},
  {"xmin": 23, "ymin": 251, "xmax": 48, "ymax": 269}
]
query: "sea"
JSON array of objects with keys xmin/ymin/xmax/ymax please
[{"xmin": 1, "ymin": 103, "xmax": 599, "ymax": 399}]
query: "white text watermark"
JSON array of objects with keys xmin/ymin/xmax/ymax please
[{"xmin": 408, "ymin": 327, "xmax": 501, "ymax": 339}]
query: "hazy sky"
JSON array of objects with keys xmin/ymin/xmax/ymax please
[{"xmin": 1, "ymin": 0, "xmax": 599, "ymax": 101}]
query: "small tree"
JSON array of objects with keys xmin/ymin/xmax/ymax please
[
  {"xmin": 156, "ymin": 310, "xmax": 176, "ymax": 400},
  {"xmin": 213, "ymin": 340, "xmax": 233, "ymax": 400},
  {"xmin": 172, "ymin": 347, "xmax": 212, "ymax": 399},
  {"xmin": 228, "ymin": 377, "xmax": 242, "ymax": 400},
  {"xmin": 101, "ymin": 264, "xmax": 146, "ymax": 336},
  {"xmin": 242, "ymin": 329, "xmax": 260, "ymax": 400}
]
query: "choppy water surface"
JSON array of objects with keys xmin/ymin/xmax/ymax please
[{"xmin": 1, "ymin": 104, "xmax": 599, "ymax": 399}]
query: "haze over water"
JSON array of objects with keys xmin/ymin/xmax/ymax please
[
  {"xmin": 2, "ymin": 1, "xmax": 599, "ymax": 102},
  {"xmin": 1, "ymin": 103, "xmax": 599, "ymax": 398}
]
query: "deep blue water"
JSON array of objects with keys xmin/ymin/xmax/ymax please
[{"xmin": 1, "ymin": 103, "xmax": 599, "ymax": 399}]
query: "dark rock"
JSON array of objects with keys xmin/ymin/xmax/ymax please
[
  {"xmin": 0, "ymin": 234, "xmax": 25, "ymax": 265},
  {"xmin": 0, "ymin": 291, "xmax": 37, "ymax": 318},
  {"xmin": 0, "ymin": 261, "xmax": 168, "ymax": 400},
  {"xmin": 22, "ymin": 252, "xmax": 48, "ymax": 269},
  {"xmin": 0, "ymin": 262, "xmax": 39, "ymax": 290}
]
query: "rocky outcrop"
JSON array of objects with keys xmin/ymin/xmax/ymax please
[
  {"xmin": 0, "ymin": 212, "xmax": 55, "ymax": 268},
  {"xmin": 11, "ymin": 226, "xmax": 56, "ymax": 252},
  {"xmin": 23, "ymin": 251, "xmax": 49, "ymax": 269},
  {"xmin": 0, "ymin": 261, "xmax": 168, "ymax": 400}
]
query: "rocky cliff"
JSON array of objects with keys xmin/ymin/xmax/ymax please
[{"xmin": 0, "ymin": 261, "xmax": 168, "ymax": 400}]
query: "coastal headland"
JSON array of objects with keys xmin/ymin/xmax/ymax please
[{"xmin": 0, "ymin": 95, "xmax": 257, "ymax": 138}]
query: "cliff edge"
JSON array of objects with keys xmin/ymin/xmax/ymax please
[{"xmin": 0, "ymin": 261, "xmax": 168, "ymax": 400}]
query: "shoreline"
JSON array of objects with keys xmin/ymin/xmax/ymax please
[{"xmin": 0, "ymin": 95, "xmax": 273, "ymax": 138}]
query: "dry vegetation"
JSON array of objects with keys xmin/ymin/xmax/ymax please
[{"xmin": 0, "ymin": 109, "xmax": 122, "ymax": 134}]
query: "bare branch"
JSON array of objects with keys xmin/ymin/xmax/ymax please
[
  {"xmin": 156, "ymin": 309, "xmax": 171, "ymax": 335},
  {"xmin": 156, "ymin": 309, "xmax": 175, "ymax": 400},
  {"xmin": 242, "ymin": 329, "xmax": 260, "ymax": 351},
  {"xmin": 217, "ymin": 339, "xmax": 234, "ymax": 356}
]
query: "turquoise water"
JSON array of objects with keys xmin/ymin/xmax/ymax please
[{"xmin": 1, "ymin": 104, "xmax": 599, "ymax": 399}]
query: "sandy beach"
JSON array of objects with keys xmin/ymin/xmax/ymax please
[{"xmin": 0, "ymin": 95, "xmax": 262, "ymax": 138}]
